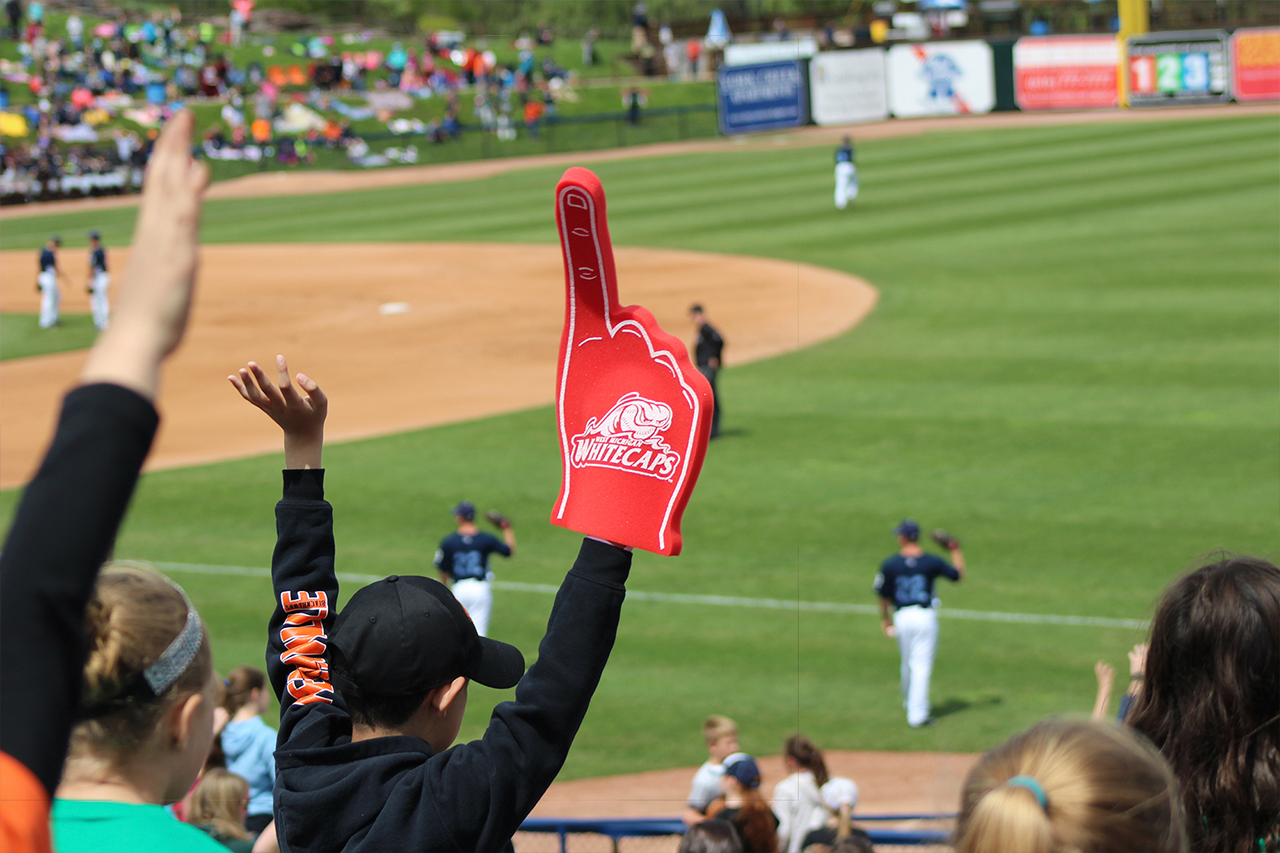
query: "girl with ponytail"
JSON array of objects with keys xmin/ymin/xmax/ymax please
[
  {"xmin": 954, "ymin": 718, "xmax": 1186, "ymax": 853},
  {"xmin": 53, "ymin": 564, "xmax": 225, "ymax": 852},
  {"xmin": 219, "ymin": 666, "xmax": 276, "ymax": 834}
]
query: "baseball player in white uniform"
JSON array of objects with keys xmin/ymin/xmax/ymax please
[
  {"xmin": 874, "ymin": 519, "xmax": 965, "ymax": 727},
  {"xmin": 834, "ymin": 136, "xmax": 858, "ymax": 210},
  {"xmin": 87, "ymin": 230, "xmax": 110, "ymax": 331},
  {"xmin": 434, "ymin": 501, "xmax": 516, "ymax": 637},
  {"xmin": 37, "ymin": 235, "xmax": 67, "ymax": 329}
]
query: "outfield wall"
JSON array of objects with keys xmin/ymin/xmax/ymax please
[{"xmin": 720, "ymin": 27, "xmax": 1280, "ymax": 132}]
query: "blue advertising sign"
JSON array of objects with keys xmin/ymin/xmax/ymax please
[{"xmin": 717, "ymin": 61, "xmax": 810, "ymax": 135}]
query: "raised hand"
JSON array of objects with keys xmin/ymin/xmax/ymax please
[
  {"xmin": 229, "ymin": 356, "xmax": 327, "ymax": 470},
  {"xmin": 550, "ymin": 168, "xmax": 713, "ymax": 555},
  {"xmin": 80, "ymin": 110, "xmax": 209, "ymax": 399}
]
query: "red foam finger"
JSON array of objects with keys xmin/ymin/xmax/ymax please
[{"xmin": 550, "ymin": 168, "xmax": 713, "ymax": 556}]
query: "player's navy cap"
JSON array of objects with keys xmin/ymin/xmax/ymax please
[
  {"xmin": 452, "ymin": 500, "xmax": 476, "ymax": 521},
  {"xmin": 894, "ymin": 519, "xmax": 920, "ymax": 541},
  {"xmin": 50, "ymin": 234, "xmax": 61, "ymax": 245},
  {"xmin": 723, "ymin": 754, "xmax": 762, "ymax": 789},
  {"xmin": 88, "ymin": 230, "xmax": 100, "ymax": 240},
  {"xmin": 328, "ymin": 575, "xmax": 525, "ymax": 698}
]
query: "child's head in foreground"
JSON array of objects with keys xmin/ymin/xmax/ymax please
[
  {"xmin": 954, "ymin": 718, "xmax": 1186, "ymax": 853},
  {"xmin": 326, "ymin": 574, "xmax": 525, "ymax": 742},
  {"xmin": 702, "ymin": 714, "xmax": 738, "ymax": 762}
]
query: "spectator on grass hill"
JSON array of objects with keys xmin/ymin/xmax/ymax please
[
  {"xmin": 219, "ymin": 666, "xmax": 276, "ymax": 834},
  {"xmin": 954, "ymin": 718, "xmax": 1187, "ymax": 853},
  {"xmin": 684, "ymin": 715, "xmax": 740, "ymax": 826},
  {"xmin": 679, "ymin": 819, "xmax": 742, "ymax": 853},
  {"xmin": 706, "ymin": 754, "xmax": 779, "ymax": 853},
  {"xmin": 772, "ymin": 735, "xmax": 829, "ymax": 853},
  {"xmin": 1126, "ymin": 555, "xmax": 1280, "ymax": 853}
]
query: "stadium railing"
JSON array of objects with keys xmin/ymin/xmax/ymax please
[{"xmin": 516, "ymin": 814, "xmax": 956, "ymax": 853}]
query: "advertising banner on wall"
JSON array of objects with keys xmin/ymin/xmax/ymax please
[
  {"xmin": 1231, "ymin": 27, "xmax": 1280, "ymax": 102},
  {"xmin": 724, "ymin": 38, "xmax": 819, "ymax": 67},
  {"xmin": 1126, "ymin": 30, "xmax": 1231, "ymax": 107},
  {"xmin": 1013, "ymin": 35, "xmax": 1119, "ymax": 110},
  {"xmin": 887, "ymin": 41, "xmax": 995, "ymax": 118},
  {"xmin": 809, "ymin": 49, "xmax": 890, "ymax": 126},
  {"xmin": 717, "ymin": 61, "xmax": 810, "ymax": 135}
]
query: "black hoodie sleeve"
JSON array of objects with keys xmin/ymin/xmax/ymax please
[{"xmin": 0, "ymin": 384, "xmax": 158, "ymax": 796}]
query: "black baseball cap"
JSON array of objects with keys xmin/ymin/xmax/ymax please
[
  {"xmin": 328, "ymin": 575, "xmax": 525, "ymax": 699},
  {"xmin": 452, "ymin": 500, "xmax": 475, "ymax": 521},
  {"xmin": 893, "ymin": 519, "xmax": 920, "ymax": 541}
]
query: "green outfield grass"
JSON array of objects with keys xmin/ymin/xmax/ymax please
[{"xmin": 2, "ymin": 114, "xmax": 1277, "ymax": 782}]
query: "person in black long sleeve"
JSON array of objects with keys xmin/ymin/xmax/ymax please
[
  {"xmin": 230, "ymin": 356, "xmax": 639, "ymax": 853},
  {"xmin": 0, "ymin": 110, "xmax": 209, "ymax": 853}
]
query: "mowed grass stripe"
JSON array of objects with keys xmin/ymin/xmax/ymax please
[{"xmin": 1, "ymin": 114, "xmax": 1274, "ymax": 774}]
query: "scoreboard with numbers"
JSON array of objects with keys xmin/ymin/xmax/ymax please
[{"xmin": 1127, "ymin": 30, "xmax": 1231, "ymax": 107}]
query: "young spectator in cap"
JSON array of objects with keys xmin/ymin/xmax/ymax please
[
  {"xmin": 706, "ymin": 754, "xmax": 778, "ymax": 853},
  {"xmin": 772, "ymin": 735, "xmax": 829, "ymax": 853},
  {"xmin": 683, "ymin": 715, "xmax": 740, "ymax": 826},
  {"xmin": 0, "ymin": 110, "xmax": 207, "ymax": 853},
  {"xmin": 1126, "ymin": 555, "xmax": 1279, "ymax": 853},
  {"xmin": 434, "ymin": 498, "xmax": 516, "ymax": 637},
  {"xmin": 953, "ymin": 718, "xmax": 1186, "ymax": 853},
  {"xmin": 229, "ymin": 355, "xmax": 647, "ymax": 852},
  {"xmin": 219, "ymin": 666, "xmax": 275, "ymax": 834}
]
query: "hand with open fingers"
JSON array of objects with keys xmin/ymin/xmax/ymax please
[
  {"xmin": 229, "ymin": 355, "xmax": 327, "ymax": 469},
  {"xmin": 550, "ymin": 168, "xmax": 714, "ymax": 556}
]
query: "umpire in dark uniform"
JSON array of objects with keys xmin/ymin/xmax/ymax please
[{"xmin": 689, "ymin": 304, "xmax": 724, "ymax": 438}]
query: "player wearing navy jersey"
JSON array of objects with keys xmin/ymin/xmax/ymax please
[
  {"xmin": 86, "ymin": 231, "xmax": 110, "ymax": 332},
  {"xmin": 36, "ymin": 235, "xmax": 67, "ymax": 329},
  {"xmin": 834, "ymin": 136, "xmax": 857, "ymax": 210},
  {"xmin": 873, "ymin": 519, "xmax": 965, "ymax": 727},
  {"xmin": 434, "ymin": 501, "xmax": 516, "ymax": 637}
]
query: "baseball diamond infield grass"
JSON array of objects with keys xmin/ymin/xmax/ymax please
[{"xmin": 2, "ymin": 114, "xmax": 1278, "ymax": 782}]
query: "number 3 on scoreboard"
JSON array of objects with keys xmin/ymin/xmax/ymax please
[{"xmin": 1130, "ymin": 55, "xmax": 1156, "ymax": 94}]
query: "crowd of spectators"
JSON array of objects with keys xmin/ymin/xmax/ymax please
[{"xmin": 0, "ymin": 1, "xmax": 590, "ymax": 203}]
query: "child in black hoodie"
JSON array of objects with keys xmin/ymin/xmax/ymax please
[{"xmin": 230, "ymin": 356, "xmax": 637, "ymax": 853}]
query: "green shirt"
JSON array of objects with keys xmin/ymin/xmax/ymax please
[{"xmin": 52, "ymin": 799, "xmax": 230, "ymax": 853}]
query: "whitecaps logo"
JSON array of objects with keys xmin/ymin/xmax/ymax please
[{"xmin": 570, "ymin": 392, "xmax": 682, "ymax": 481}]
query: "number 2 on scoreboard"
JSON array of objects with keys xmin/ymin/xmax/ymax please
[{"xmin": 1156, "ymin": 53, "xmax": 1182, "ymax": 91}]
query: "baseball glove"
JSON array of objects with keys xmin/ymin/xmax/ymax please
[
  {"xmin": 485, "ymin": 510, "xmax": 511, "ymax": 530},
  {"xmin": 930, "ymin": 529, "xmax": 960, "ymax": 550}
]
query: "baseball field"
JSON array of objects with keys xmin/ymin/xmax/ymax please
[{"xmin": 1, "ymin": 107, "xmax": 1277, "ymax": 817}]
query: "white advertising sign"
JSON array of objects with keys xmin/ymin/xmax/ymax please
[
  {"xmin": 809, "ymin": 49, "xmax": 890, "ymax": 126},
  {"xmin": 724, "ymin": 37, "xmax": 818, "ymax": 66},
  {"xmin": 887, "ymin": 41, "xmax": 995, "ymax": 117}
]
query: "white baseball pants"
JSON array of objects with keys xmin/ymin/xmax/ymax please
[
  {"xmin": 90, "ymin": 271, "xmax": 110, "ymax": 330},
  {"xmin": 893, "ymin": 604, "xmax": 938, "ymax": 726},
  {"xmin": 835, "ymin": 162, "xmax": 858, "ymax": 209},
  {"xmin": 451, "ymin": 578, "xmax": 493, "ymax": 637},
  {"xmin": 38, "ymin": 271, "xmax": 59, "ymax": 328}
]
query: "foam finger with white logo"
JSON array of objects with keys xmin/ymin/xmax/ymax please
[{"xmin": 551, "ymin": 167, "xmax": 714, "ymax": 555}]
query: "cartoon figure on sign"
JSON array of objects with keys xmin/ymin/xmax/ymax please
[
  {"xmin": 571, "ymin": 393, "xmax": 681, "ymax": 481},
  {"xmin": 552, "ymin": 168, "xmax": 713, "ymax": 555},
  {"xmin": 913, "ymin": 45, "xmax": 968, "ymax": 113}
]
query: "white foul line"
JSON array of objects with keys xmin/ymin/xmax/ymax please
[{"xmin": 152, "ymin": 561, "xmax": 1149, "ymax": 631}]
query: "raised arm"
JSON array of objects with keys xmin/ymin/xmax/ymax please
[{"xmin": 0, "ymin": 111, "xmax": 206, "ymax": 805}]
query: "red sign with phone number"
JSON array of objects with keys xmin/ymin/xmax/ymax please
[{"xmin": 1014, "ymin": 36, "xmax": 1119, "ymax": 111}]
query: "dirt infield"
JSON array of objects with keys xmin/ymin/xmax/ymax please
[{"xmin": 0, "ymin": 243, "xmax": 875, "ymax": 487}]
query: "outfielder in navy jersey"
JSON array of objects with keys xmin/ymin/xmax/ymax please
[
  {"xmin": 434, "ymin": 500, "xmax": 515, "ymax": 637},
  {"xmin": 873, "ymin": 519, "xmax": 965, "ymax": 727},
  {"xmin": 87, "ymin": 231, "xmax": 110, "ymax": 332},
  {"xmin": 834, "ymin": 136, "xmax": 858, "ymax": 210}
]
